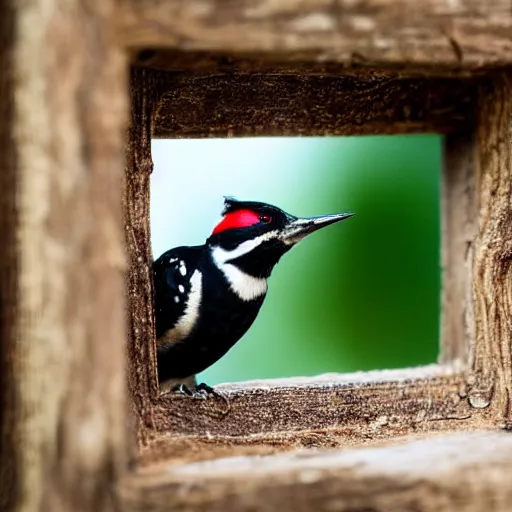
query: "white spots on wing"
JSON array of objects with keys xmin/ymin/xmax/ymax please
[
  {"xmin": 174, "ymin": 296, "xmax": 180, "ymax": 303},
  {"xmin": 169, "ymin": 257, "xmax": 187, "ymax": 276},
  {"xmin": 158, "ymin": 270, "xmax": 203, "ymax": 347},
  {"xmin": 178, "ymin": 284, "xmax": 185, "ymax": 293}
]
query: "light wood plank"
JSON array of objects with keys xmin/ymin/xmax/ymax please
[
  {"xmin": 120, "ymin": 0, "xmax": 512, "ymax": 68},
  {"xmin": 121, "ymin": 431, "xmax": 512, "ymax": 511},
  {"xmin": 0, "ymin": 1, "xmax": 129, "ymax": 509}
]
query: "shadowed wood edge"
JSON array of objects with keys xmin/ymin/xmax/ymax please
[{"xmin": 152, "ymin": 72, "xmax": 478, "ymax": 138}]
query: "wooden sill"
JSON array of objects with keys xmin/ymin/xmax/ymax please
[
  {"xmin": 139, "ymin": 365, "xmax": 496, "ymax": 467},
  {"xmin": 213, "ymin": 364, "xmax": 463, "ymax": 390},
  {"xmin": 121, "ymin": 430, "xmax": 512, "ymax": 511}
]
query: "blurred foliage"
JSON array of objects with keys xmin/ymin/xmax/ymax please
[{"xmin": 151, "ymin": 135, "xmax": 442, "ymax": 384}]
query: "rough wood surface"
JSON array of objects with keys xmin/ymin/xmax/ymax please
[
  {"xmin": 153, "ymin": 73, "xmax": 477, "ymax": 138},
  {"xmin": 120, "ymin": 431, "xmax": 512, "ymax": 511},
  {"xmin": 2, "ymin": 1, "xmax": 511, "ymax": 509},
  {"xmin": 132, "ymin": 49, "xmax": 497, "ymax": 78},
  {"xmin": 118, "ymin": 65, "xmax": 512, "ymax": 512},
  {"xmin": 0, "ymin": 1, "xmax": 129, "ymax": 510},
  {"xmin": 127, "ymin": 66, "xmax": 499, "ymax": 449},
  {"xmin": 146, "ymin": 366, "xmax": 493, "ymax": 441},
  {"xmin": 125, "ymin": 68, "xmax": 163, "ymax": 444},
  {"xmin": 0, "ymin": 2, "xmax": 18, "ymax": 510},
  {"xmin": 440, "ymin": 133, "xmax": 477, "ymax": 364},
  {"xmin": 470, "ymin": 73, "xmax": 512, "ymax": 425},
  {"xmin": 120, "ymin": 0, "xmax": 512, "ymax": 68}
]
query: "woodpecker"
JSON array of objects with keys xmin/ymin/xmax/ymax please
[{"xmin": 153, "ymin": 197, "xmax": 353, "ymax": 397}]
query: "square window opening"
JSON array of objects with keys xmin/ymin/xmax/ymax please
[{"xmin": 150, "ymin": 135, "xmax": 442, "ymax": 387}]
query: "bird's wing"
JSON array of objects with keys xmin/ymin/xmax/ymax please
[{"xmin": 152, "ymin": 246, "xmax": 202, "ymax": 340}]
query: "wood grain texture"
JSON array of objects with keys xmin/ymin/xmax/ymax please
[
  {"xmin": 119, "ymin": 64, "xmax": 512, "ymax": 511},
  {"xmin": 131, "ymin": 49, "xmax": 496, "ymax": 77},
  {"xmin": 120, "ymin": 0, "xmax": 512, "ymax": 68},
  {"xmin": 147, "ymin": 367, "xmax": 493, "ymax": 441},
  {"xmin": 440, "ymin": 132, "xmax": 478, "ymax": 364},
  {"xmin": 3, "ymin": 0, "xmax": 512, "ymax": 509},
  {"xmin": 125, "ymin": 68, "xmax": 167, "ymax": 444},
  {"xmin": 129, "ymin": 67, "xmax": 492, "ymax": 447},
  {"xmin": 470, "ymin": 73, "xmax": 512, "ymax": 425},
  {"xmin": 153, "ymin": 73, "xmax": 478, "ymax": 138},
  {"xmin": 120, "ymin": 431, "xmax": 512, "ymax": 512},
  {"xmin": 0, "ymin": 1, "xmax": 129, "ymax": 510},
  {"xmin": 0, "ymin": 1, "xmax": 19, "ymax": 510}
]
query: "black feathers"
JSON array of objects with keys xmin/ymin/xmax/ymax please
[
  {"xmin": 221, "ymin": 196, "xmax": 291, "ymax": 220},
  {"xmin": 152, "ymin": 198, "xmax": 352, "ymax": 387},
  {"xmin": 153, "ymin": 246, "xmax": 202, "ymax": 339}
]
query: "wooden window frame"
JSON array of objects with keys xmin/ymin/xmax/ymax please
[{"xmin": 2, "ymin": 1, "xmax": 512, "ymax": 511}]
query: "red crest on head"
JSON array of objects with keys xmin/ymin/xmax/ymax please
[{"xmin": 212, "ymin": 209, "xmax": 261, "ymax": 235}]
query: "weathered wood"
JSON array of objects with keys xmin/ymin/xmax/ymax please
[
  {"xmin": 131, "ymin": 49, "xmax": 496, "ymax": 78},
  {"xmin": 128, "ymin": 68, "xmax": 496, "ymax": 447},
  {"xmin": 120, "ymin": 0, "xmax": 512, "ymax": 69},
  {"xmin": 153, "ymin": 73, "xmax": 477, "ymax": 138},
  {"xmin": 440, "ymin": 132, "xmax": 477, "ymax": 364},
  {"xmin": 119, "ymin": 64, "xmax": 512, "ymax": 511},
  {"xmin": 146, "ymin": 367, "xmax": 493, "ymax": 441},
  {"xmin": 0, "ymin": 1, "xmax": 129, "ymax": 510},
  {"xmin": 470, "ymin": 73, "xmax": 512, "ymax": 425},
  {"xmin": 120, "ymin": 431, "xmax": 512, "ymax": 512},
  {"xmin": 3, "ymin": 0, "xmax": 512, "ymax": 510},
  {"xmin": 0, "ymin": 2, "xmax": 19, "ymax": 510},
  {"xmin": 125, "ymin": 68, "xmax": 165, "ymax": 443}
]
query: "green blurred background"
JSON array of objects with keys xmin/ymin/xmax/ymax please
[{"xmin": 151, "ymin": 135, "xmax": 442, "ymax": 385}]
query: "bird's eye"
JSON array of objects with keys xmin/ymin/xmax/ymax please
[{"xmin": 259, "ymin": 215, "xmax": 272, "ymax": 223}]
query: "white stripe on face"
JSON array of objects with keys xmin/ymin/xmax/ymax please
[
  {"xmin": 211, "ymin": 230, "xmax": 279, "ymax": 264},
  {"xmin": 158, "ymin": 269, "xmax": 203, "ymax": 347},
  {"xmin": 210, "ymin": 231, "xmax": 276, "ymax": 301}
]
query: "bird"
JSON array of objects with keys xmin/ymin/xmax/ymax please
[{"xmin": 153, "ymin": 197, "xmax": 353, "ymax": 398}]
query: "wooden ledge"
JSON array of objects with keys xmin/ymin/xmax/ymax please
[
  {"xmin": 144, "ymin": 366, "xmax": 495, "ymax": 448},
  {"xmin": 122, "ymin": 430, "xmax": 512, "ymax": 511},
  {"xmin": 214, "ymin": 364, "xmax": 464, "ymax": 390}
]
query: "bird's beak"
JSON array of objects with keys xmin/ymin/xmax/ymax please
[{"xmin": 279, "ymin": 212, "xmax": 354, "ymax": 245}]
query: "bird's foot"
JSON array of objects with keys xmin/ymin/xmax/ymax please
[
  {"xmin": 171, "ymin": 382, "xmax": 229, "ymax": 406},
  {"xmin": 171, "ymin": 382, "xmax": 210, "ymax": 400},
  {"xmin": 195, "ymin": 382, "xmax": 219, "ymax": 397}
]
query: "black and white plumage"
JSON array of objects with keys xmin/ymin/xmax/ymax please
[{"xmin": 153, "ymin": 197, "xmax": 353, "ymax": 396}]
